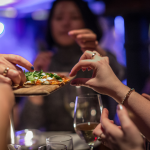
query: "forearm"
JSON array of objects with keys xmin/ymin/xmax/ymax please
[
  {"xmin": 109, "ymin": 83, "xmax": 150, "ymax": 140},
  {"xmin": 0, "ymin": 84, "xmax": 14, "ymax": 150},
  {"xmin": 0, "ymin": 101, "xmax": 11, "ymax": 150}
]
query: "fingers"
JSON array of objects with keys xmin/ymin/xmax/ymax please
[
  {"xmin": 93, "ymin": 124, "xmax": 106, "ymax": 138},
  {"xmin": 79, "ymin": 50, "xmax": 100, "ymax": 61},
  {"xmin": 0, "ymin": 75, "xmax": 12, "ymax": 85},
  {"xmin": 2, "ymin": 54, "xmax": 34, "ymax": 72},
  {"xmin": 69, "ymin": 29, "xmax": 98, "ymax": 51},
  {"xmin": 69, "ymin": 59, "xmax": 96, "ymax": 77},
  {"xmin": 76, "ymin": 33, "xmax": 97, "ymax": 42},
  {"xmin": 116, "ymin": 104, "xmax": 139, "ymax": 134},
  {"xmin": 142, "ymin": 93, "xmax": 150, "ymax": 101},
  {"xmin": 0, "ymin": 65, "xmax": 22, "ymax": 85},
  {"xmin": 68, "ymin": 29, "xmax": 92, "ymax": 37},
  {"xmin": 16, "ymin": 66, "xmax": 26, "ymax": 85},
  {"xmin": 7, "ymin": 69, "xmax": 21, "ymax": 85},
  {"xmin": 101, "ymin": 108, "xmax": 122, "ymax": 136}
]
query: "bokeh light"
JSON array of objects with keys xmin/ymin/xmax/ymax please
[
  {"xmin": 0, "ymin": 22, "xmax": 4, "ymax": 35},
  {"xmin": 114, "ymin": 16, "xmax": 125, "ymax": 35},
  {"xmin": 0, "ymin": 0, "xmax": 16, "ymax": 6}
]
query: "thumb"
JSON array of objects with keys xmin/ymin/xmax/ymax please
[{"xmin": 117, "ymin": 104, "xmax": 136, "ymax": 133}]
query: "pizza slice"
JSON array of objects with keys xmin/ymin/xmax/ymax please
[{"xmin": 24, "ymin": 70, "xmax": 70, "ymax": 85}]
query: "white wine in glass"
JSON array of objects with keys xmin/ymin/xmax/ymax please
[{"xmin": 74, "ymin": 94, "xmax": 103, "ymax": 150}]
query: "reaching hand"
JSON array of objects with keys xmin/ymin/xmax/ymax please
[
  {"xmin": 142, "ymin": 93, "xmax": 150, "ymax": 101},
  {"xmin": 93, "ymin": 106, "xmax": 145, "ymax": 150},
  {"xmin": 33, "ymin": 51, "xmax": 53, "ymax": 72},
  {"xmin": 69, "ymin": 50, "xmax": 122, "ymax": 95},
  {"xmin": 68, "ymin": 29, "xmax": 98, "ymax": 52},
  {"xmin": 0, "ymin": 54, "xmax": 34, "ymax": 85}
]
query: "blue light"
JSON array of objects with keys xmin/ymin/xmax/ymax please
[
  {"xmin": 0, "ymin": 22, "xmax": 4, "ymax": 35},
  {"xmin": 114, "ymin": 16, "xmax": 125, "ymax": 34},
  {"xmin": 88, "ymin": 1, "xmax": 105, "ymax": 15}
]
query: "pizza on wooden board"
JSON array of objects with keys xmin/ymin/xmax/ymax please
[
  {"xmin": 24, "ymin": 70, "xmax": 70, "ymax": 85},
  {"xmin": 13, "ymin": 70, "xmax": 73, "ymax": 96}
]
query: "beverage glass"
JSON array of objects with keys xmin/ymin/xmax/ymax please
[
  {"xmin": 38, "ymin": 144, "xmax": 67, "ymax": 150},
  {"xmin": 8, "ymin": 144, "xmax": 22, "ymax": 150},
  {"xmin": 15, "ymin": 129, "xmax": 41, "ymax": 149},
  {"xmin": 74, "ymin": 94, "xmax": 103, "ymax": 150},
  {"xmin": 46, "ymin": 135, "xmax": 73, "ymax": 150}
]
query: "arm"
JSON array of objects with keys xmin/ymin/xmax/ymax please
[
  {"xmin": 69, "ymin": 50, "xmax": 150, "ymax": 141},
  {"xmin": 0, "ymin": 84, "xmax": 15, "ymax": 150}
]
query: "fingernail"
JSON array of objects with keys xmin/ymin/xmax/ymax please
[
  {"xmin": 31, "ymin": 66, "xmax": 34, "ymax": 70},
  {"xmin": 117, "ymin": 104, "xmax": 123, "ymax": 110}
]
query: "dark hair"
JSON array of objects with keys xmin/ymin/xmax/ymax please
[{"xmin": 46, "ymin": 0, "xmax": 103, "ymax": 49}]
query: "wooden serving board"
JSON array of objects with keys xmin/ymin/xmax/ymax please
[{"xmin": 13, "ymin": 72, "xmax": 75, "ymax": 97}]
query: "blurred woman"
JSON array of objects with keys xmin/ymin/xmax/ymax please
[{"xmin": 20, "ymin": 0, "xmax": 125, "ymax": 131}]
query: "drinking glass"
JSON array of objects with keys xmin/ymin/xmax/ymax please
[
  {"xmin": 8, "ymin": 144, "xmax": 22, "ymax": 150},
  {"xmin": 38, "ymin": 144, "xmax": 67, "ymax": 150},
  {"xmin": 46, "ymin": 135, "xmax": 73, "ymax": 150},
  {"xmin": 74, "ymin": 94, "xmax": 103, "ymax": 150},
  {"xmin": 15, "ymin": 129, "xmax": 41, "ymax": 149}
]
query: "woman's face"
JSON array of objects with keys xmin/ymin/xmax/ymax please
[{"xmin": 51, "ymin": 1, "xmax": 85, "ymax": 47}]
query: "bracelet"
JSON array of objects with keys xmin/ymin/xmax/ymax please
[{"xmin": 121, "ymin": 88, "xmax": 135, "ymax": 104}]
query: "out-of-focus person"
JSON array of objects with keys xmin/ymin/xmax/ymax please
[{"xmin": 19, "ymin": 0, "xmax": 125, "ymax": 131}]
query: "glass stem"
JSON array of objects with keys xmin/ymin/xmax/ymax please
[{"xmin": 89, "ymin": 146, "xmax": 94, "ymax": 150}]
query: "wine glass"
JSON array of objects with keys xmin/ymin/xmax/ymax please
[
  {"xmin": 38, "ymin": 144, "xmax": 67, "ymax": 150},
  {"xmin": 46, "ymin": 135, "xmax": 73, "ymax": 150},
  {"xmin": 74, "ymin": 94, "xmax": 103, "ymax": 150}
]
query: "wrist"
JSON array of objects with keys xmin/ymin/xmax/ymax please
[{"xmin": 108, "ymin": 81, "xmax": 130, "ymax": 104}]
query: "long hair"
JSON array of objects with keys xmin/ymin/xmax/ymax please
[{"xmin": 46, "ymin": 0, "xmax": 103, "ymax": 49}]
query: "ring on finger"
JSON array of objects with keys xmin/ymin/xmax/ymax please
[
  {"xmin": 92, "ymin": 52, "xmax": 96, "ymax": 58},
  {"xmin": 97, "ymin": 133, "xmax": 103, "ymax": 141},
  {"xmin": 3, "ymin": 67, "xmax": 9, "ymax": 77}
]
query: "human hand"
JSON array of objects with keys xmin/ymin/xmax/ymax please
[
  {"xmin": 68, "ymin": 29, "xmax": 98, "ymax": 52},
  {"xmin": 34, "ymin": 51, "xmax": 53, "ymax": 72},
  {"xmin": 142, "ymin": 93, "xmax": 150, "ymax": 101},
  {"xmin": 69, "ymin": 50, "xmax": 122, "ymax": 96},
  {"xmin": 93, "ymin": 106, "xmax": 144, "ymax": 150},
  {"xmin": 0, "ymin": 54, "xmax": 34, "ymax": 85}
]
